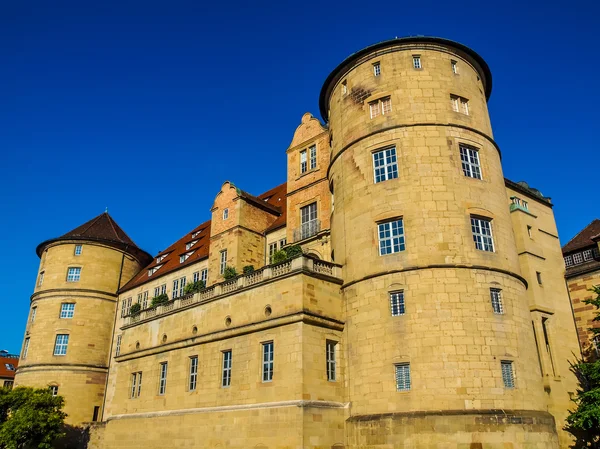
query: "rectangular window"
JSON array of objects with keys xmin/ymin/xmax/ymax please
[
  {"xmin": 527, "ymin": 225, "xmax": 532, "ymax": 238},
  {"xmin": 223, "ymin": 208, "xmax": 229, "ymax": 220},
  {"xmin": 300, "ymin": 203, "xmax": 318, "ymax": 240},
  {"xmin": 220, "ymin": 250, "xmax": 227, "ymax": 275},
  {"xmin": 564, "ymin": 255, "xmax": 573, "ymax": 267},
  {"xmin": 390, "ymin": 291, "xmax": 405, "ymax": 316},
  {"xmin": 172, "ymin": 279, "xmax": 179, "ymax": 299},
  {"xmin": 115, "ymin": 335, "xmax": 122, "ymax": 357},
  {"xmin": 154, "ymin": 286, "xmax": 161, "ymax": 297},
  {"xmin": 460, "ymin": 97, "xmax": 469, "ymax": 115},
  {"xmin": 269, "ymin": 242, "xmax": 278, "ymax": 262},
  {"xmin": 369, "ymin": 100, "xmax": 381, "ymax": 118},
  {"xmin": 536, "ymin": 271, "xmax": 542, "ymax": 285},
  {"xmin": 501, "ymin": 361, "xmax": 515, "ymax": 388},
  {"xmin": 341, "ymin": 80, "xmax": 347, "ymax": 95},
  {"xmin": 382, "ymin": 97, "xmax": 392, "ymax": 114},
  {"xmin": 373, "ymin": 61, "xmax": 381, "ymax": 76},
  {"xmin": 130, "ymin": 372, "xmax": 142, "ymax": 398},
  {"xmin": 471, "ymin": 217, "xmax": 494, "ymax": 252},
  {"xmin": 413, "ymin": 55, "xmax": 421, "ymax": 69},
  {"xmin": 92, "ymin": 406, "xmax": 100, "ymax": 422},
  {"xmin": 490, "ymin": 288, "xmax": 503, "ymax": 314},
  {"xmin": 121, "ymin": 297, "xmax": 132, "ymax": 317},
  {"xmin": 158, "ymin": 362, "xmax": 168, "ymax": 395},
  {"xmin": 49, "ymin": 385, "xmax": 58, "ymax": 396},
  {"xmin": 262, "ymin": 342, "xmax": 274, "ymax": 382},
  {"xmin": 369, "ymin": 96, "xmax": 392, "ymax": 119},
  {"xmin": 201, "ymin": 269, "xmax": 208, "ymax": 283},
  {"xmin": 573, "ymin": 252, "xmax": 583, "ymax": 264},
  {"xmin": 74, "ymin": 245, "xmax": 82, "ymax": 256},
  {"xmin": 23, "ymin": 338, "xmax": 30, "ymax": 359},
  {"xmin": 60, "ymin": 303, "xmax": 75, "ymax": 319},
  {"xmin": 459, "ymin": 145, "xmax": 482, "ymax": 179},
  {"xmin": 309, "ymin": 145, "xmax": 317, "ymax": 170},
  {"xmin": 38, "ymin": 271, "xmax": 44, "ymax": 286},
  {"xmin": 541, "ymin": 317, "xmax": 555, "ymax": 376},
  {"xmin": 583, "ymin": 249, "xmax": 594, "ymax": 261},
  {"xmin": 193, "ymin": 271, "xmax": 200, "ymax": 283},
  {"xmin": 451, "ymin": 95, "xmax": 459, "ymax": 112},
  {"xmin": 378, "ymin": 219, "xmax": 406, "ymax": 255},
  {"xmin": 189, "ymin": 356, "xmax": 198, "ymax": 391},
  {"xmin": 279, "ymin": 238, "xmax": 286, "ymax": 248},
  {"xmin": 222, "ymin": 350, "xmax": 232, "ymax": 387},
  {"xmin": 373, "ymin": 146, "xmax": 399, "ymax": 183},
  {"xmin": 451, "ymin": 60, "xmax": 458, "ymax": 74},
  {"xmin": 326, "ymin": 341, "xmax": 337, "ymax": 382},
  {"xmin": 395, "ymin": 363, "xmax": 411, "ymax": 391},
  {"xmin": 142, "ymin": 291, "xmax": 148, "ymax": 309},
  {"xmin": 300, "ymin": 150, "xmax": 308, "ymax": 174},
  {"xmin": 66, "ymin": 267, "xmax": 81, "ymax": 282},
  {"xmin": 30, "ymin": 306, "xmax": 37, "ymax": 323},
  {"xmin": 53, "ymin": 334, "xmax": 69, "ymax": 356}
]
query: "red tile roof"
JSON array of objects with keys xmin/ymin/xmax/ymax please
[
  {"xmin": 36, "ymin": 212, "xmax": 153, "ymax": 266},
  {"xmin": 0, "ymin": 354, "xmax": 19, "ymax": 380},
  {"xmin": 120, "ymin": 182, "xmax": 288, "ymax": 293},
  {"xmin": 563, "ymin": 219, "xmax": 600, "ymax": 254}
]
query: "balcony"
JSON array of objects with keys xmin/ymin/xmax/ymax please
[
  {"xmin": 293, "ymin": 220, "xmax": 321, "ymax": 243},
  {"xmin": 125, "ymin": 255, "xmax": 342, "ymax": 327}
]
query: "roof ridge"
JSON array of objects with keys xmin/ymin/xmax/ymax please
[
  {"xmin": 106, "ymin": 213, "xmax": 137, "ymax": 246},
  {"xmin": 78, "ymin": 213, "xmax": 103, "ymax": 236}
]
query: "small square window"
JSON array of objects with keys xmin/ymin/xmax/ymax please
[
  {"xmin": 501, "ymin": 361, "xmax": 515, "ymax": 388},
  {"xmin": 49, "ymin": 386, "xmax": 59, "ymax": 396},
  {"xmin": 573, "ymin": 253, "xmax": 583, "ymax": 264},
  {"xmin": 583, "ymin": 249, "xmax": 593, "ymax": 261},
  {"xmin": 223, "ymin": 208, "xmax": 229, "ymax": 220},
  {"xmin": 60, "ymin": 303, "xmax": 75, "ymax": 319},
  {"xmin": 373, "ymin": 62, "xmax": 381, "ymax": 77},
  {"xmin": 395, "ymin": 363, "xmax": 411, "ymax": 391},
  {"xmin": 564, "ymin": 255, "xmax": 573, "ymax": 267},
  {"xmin": 74, "ymin": 245, "xmax": 82, "ymax": 256},
  {"xmin": 413, "ymin": 55, "xmax": 421, "ymax": 69}
]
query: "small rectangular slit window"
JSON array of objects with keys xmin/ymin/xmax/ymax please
[
  {"xmin": 390, "ymin": 291, "xmax": 405, "ymax": 316},
  {"xmin": 373, "ymin": 62, "xmax": 381, "ymax": 76},
  {"xmin": 413, "ymin": 55, "xmax": 421, "ymax": 69},
  {"xmin": 451, "ymin": 60, "xmax": 458, "ymax": 74},
  {"xmin": 222, "ymin": 350, "xmax": 232, "ymax": 387},
  {"xmin": 501, "ymin": 361, "xmax": 515, "ymax": 388},
  {"xmin": 490, "ymin": 288, "xmax": 503, "ymax": 314},
  {"xmin": 158, "ymin": 362, "xmax": 168, "ymax": 395},
  {"xmin": 326, "ymin": 341, "xmax": 337, "ymax": 381},
  {"xmin": 189, "ymin": 356, "xmax": 198, "ymax": 391},
  {"xmin": 536, "ymin": 272, "xmax": 542, "ymax": 285},
  {"xmin": 262, "ymin": 342, "xmax": 274, "ymax": 382},
  {"xmin": 395, "ymin": 363, "xmax": 411, "ymax": 391}
]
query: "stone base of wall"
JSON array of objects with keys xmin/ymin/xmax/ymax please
[{"xmin": 347, "ymin": 409, "xmax": 559, "ymax": 448}]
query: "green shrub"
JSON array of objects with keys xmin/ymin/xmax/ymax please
[
  {"xmin": 184, "ymin": 280, "xmax": 205, "ymax": 294},
  {"xmin": 243, "ymin": 265, "xmax": 255, "ymax": 275},
  {"xmin": 284, "ymin": 245, "xmax": 303, "ymax": 259},
  {"xmin": 150, "ymin": 293, "xmax": 169, "ymax": 308},
  {"xmin": 129, "ymin": 303, "xmax": 141, "ymax": 315},
  {"xmin": 223, "ymin": 266, "xmax": 238, "ymax": 280},
  {"xmin": 271, "ymin": 250, "xmax": 288, "ymax": 264}
]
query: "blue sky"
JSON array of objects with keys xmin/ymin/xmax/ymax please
[{"xmin": 1, "ymin": 0, "xmax": 597, "ymax": 353}]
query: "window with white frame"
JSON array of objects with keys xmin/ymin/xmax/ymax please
[
  {"xmin": 222, "ymin": 350, "xmax": 232, "ymax": 387},
  {"xmin": 268, "ymin": 242, "xmax": 278, "ymax": 262},
  {"xmin": 300, "ymin": 150, "xmax": 308, "ymax": 174},
  {"xmin": 326, "ymin": 341, "xmax": 337, "ymax": 382},
  {"xmin": 395, "ymin": 363, "xmax": 411, "ymax": 391},
  {"xmin": 300, "ymin": 203, "xmax": 318, "ymax": 240},
  {"xmin": 141, "ymin": 291, "xmax": 148, "ymax": 309},
  {"xmin": 501, "ymin": 361, "xmax": 515, "ymax": 388},
  {"xmin": 49, "ymin": 385, "xmax": 58, "ymax": 397},
  {"xmin": 130, "ymin": 372, "xmax": 142, "ymax": 398},
  {"xmin": 115, "ymin": 335, "xmax": 122, "ymax": 357},
  {"xmin": 53, "ymin": 334, "xmax": 69, "ymax": 356},
  {"xmin": 201, "ymin": 269, "xmax": 208, "ymax": 283},
  {"xmin": 191, "ymin": 230, "xmax": 201, "ymax": 238},
  {"xmin": 38, "ymin": 271, "xmax": 44, "ymax": 286},
  {"xmin": 459, "ymin": 145, "xmax": 482, "ymax": 180},
  {"xmin": 490, "ymin": 288, "xmax": 504, "ymax": 314},
  {"xmin": 262, "ymin": 342, "xmax": 274, "ymax": 382},
  {"xmin": 373, "ymin": 146, "xmax": 399, "ymax": 183},
  {"xmin": 390, "ymin": 291, "xmax": 405, "ymax": 316},
  {"xmin": 5, "ymin": 363, "xmax": 15, "ymax": 371},
  {"xmin": 120, "ymin": 297, "xmax": 132, "ymax": 317},
  {"xmin": 309, "ymin": 145, "xmax": 317, "ymax": 170},
  {"xmin": 451, "ymin": 95, "xmax": 469, "ymax": 115},
  {"xmin": 471, "ymin": 217, "xmax": 494, "ymax": 252},
  {"xmin": 583, "ymin": 249, "xmax": 594, "ymax": 261},
  {"xmin": 30, "ymin": 306, "xmax": 37, "ymax": 323},
  {"xmin": 172, "ymin": 277, "xmax": 186, "ymax": 298},
  {"xmin": 189, "ymin": 356, "xmax": 198, "ymax": 391},
  {"xmin": 223, "ymin": 208, "xmax": 229, "ymax": 220},
  {"xmin": 220, "ymin": 250, "xmax": 227, "ymax": 275},
  {"xmin": 193, "ymin": 271, "xmax": 200, "ymax": 283},
  {"xmin": 373, "ymin": 61, "xmax": 381, "ymax": 76},
  {"xmin": 158, "ymin": 362, "xmax": 168, "ymax": 395},
  {"xmin": 74, "ymin": 245, "xmax": 82, "ymax": 256},
  {"xmin": 413, "ymin": 55, "xmax": 421, "ymax": 69},
  {"xmin": 369, "ymin": 96, "xmax": 392, "ymax": 119},
  {"xmin": 451, "ymin": 60, "xmax": 458, "ymax": 74},
  {"xmin": 66, "ymin": 267, "xmax": 81, "ymax": 282},
  {"xmin": 60, "ymin": 303, "xmax": 75, "ymax": 319},
  {"xmin": 378, "ymin": 219, "xmax": 406, "ymax": 255},
  {"xmin": 279, "ymin": 238, "xmax": 286, "ymax": 248},
  {"xmin": 156, "ymin": 254, "xmax": 167, "ymax": 263},
  {"xmin": 22, "ymin": 338, "xmax": 30, "ymax": 359},
  {"xmin": 180, "ymin": 251, "xmax": 194, "ymax": 263},
  {"xmin": 186, "ymin": 240, "xmax": 198, "ymax": 250},
  {"xmin": 148, "ymin": 265, "xmax": 162, "ymax": 276},
  {"xmin": 461, "ymin": 97, "xmax": 469, "ymax": 115},
  {"xmin": 594, "ymin": 335, "xmax": 600, "ymax": 358}
]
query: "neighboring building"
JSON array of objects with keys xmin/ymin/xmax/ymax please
[
  {"xmin": 15, "ymin": 36, "xmax": 581, "ymax": 448},
  {"xmin": 0, "ymin": 351, "xmax": 19, "ymax": 389},
  {"xmin": 563, "ymin": 219, "xmax": 600, "ymax": 358}
]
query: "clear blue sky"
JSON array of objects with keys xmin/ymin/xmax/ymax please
[{"xmin": 1, "ymin": 1, "xmax": 597, "ymax": 353}]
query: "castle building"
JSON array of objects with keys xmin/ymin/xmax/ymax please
[
  {"xmin": 15, "ymin": 36, "xmax": 581, "ymax": 448},
  {"xmin": 562, "ymin": 219, "xmax": 600, "ymax": 358}
]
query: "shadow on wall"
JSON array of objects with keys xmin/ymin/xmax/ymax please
[{"xmin": 54, "ymin": 423, "xmax": 104, "ymax": 449}]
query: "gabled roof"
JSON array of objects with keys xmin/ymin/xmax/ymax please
[
  {"xmin": 36, "ymin": 212, "xmax": 152, "ymax": 265},
  {"xmin": 563, "ymin": 219, "xmax": 600, "ymax": 254}
]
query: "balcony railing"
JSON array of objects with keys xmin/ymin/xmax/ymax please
[
  {"xmin": 124, "ymin": 255, "xmax": 341, "ymax": 326},
  {"xmin": 293, "ymin": 220, "xmax": 321, "ymax": 242}
]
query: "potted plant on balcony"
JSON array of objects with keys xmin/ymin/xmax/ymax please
[
  {"xmin": 129, "ymin": 303, "xmax": 141, "ymax": 316},
  {"xmin": 223, "ymin": 266, "xmax": 238, "ymax": 280},
  {"xmin": 150, "ymin": 293, "xmax": 169, "ymax": 308},
  {"xmin": 184, "ymin": 280, "xmax": 205, "ymax": 294},
  {"xmin": 284, "ymin": 245, "xmax": 303, "ymax": 259},
  {"xmin": 243, "ymin": 265, "xmax": 255, "ymax": 275},
  {"xmin": 271, "ymin": 250, "xmax": 287, "ymax": 264}
]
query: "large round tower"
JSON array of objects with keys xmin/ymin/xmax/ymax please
[
  {"xmin": 321, "ymin": 37, "xmax": 558, "ymax": 446},
  {"xmin": 14, "ymin": 212, "xmax": 151, "ymax": 425}
]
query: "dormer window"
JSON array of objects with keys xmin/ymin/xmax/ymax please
[
  {"xmin": 223, "ymin": 209, "xmax": 229, "ymax": 220},
  {"xmin": 156, "ymin": 254, "xmax": 167, "ymax": 264},
  {"xmin": 148, "ymin": 265, "xmax": 163, "ymax": 277},
  {"xmin": 186, "ymin": 240, "xmax": 198, "ymax": 250},
  {"xmin": 180, "ymin": 251, "xmax": 194, "ymax": 263},
  {"xmin": 191, "ymin": 230, "xmax": 202, "ymax": 238}
]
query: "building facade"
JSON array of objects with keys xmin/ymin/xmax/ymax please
[
  {"xmin": 0, "ymin": 351, "xmax": 19, "ymax": 389},
  {"xmin": 15, "ymin": 37, "xmax": 581, "ymax": 448},
  {"xmin": 563, "ymin": 219, "xmax": 600, "ymax": 359}
]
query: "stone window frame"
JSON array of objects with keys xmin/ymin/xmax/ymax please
[
  {"xmin": 189, "ymin": 356, "xmax": 199, "ymax": 391},
  {"xmin": 451, "ymin": 59, "xmax": 458, "ymax": 74},
  {"xmin": 261, "ymin": 341, "xmax": 274, "ymax": 383},
  {"xmin": 130, "ymin": 372, "xmax": 142, "ymax": 398},
  {"xmin": 49, "ymin": 385, "xmax": 59, "ymax": 397},
  {"xmin": 219, "ymin": 250, "xmax": 228, "ymax": 275},
  {"xmin": 369, "ymin": 96, "xmax": 392, "ymax": 119},
  {"xmin": 59, "ymin": 303, "xmax": 75, "ymax": 319},
  {"xmin": 53, "ymin": 334, "xmax": 69, "ymax": 356},
  {"xmin": 490, "ymin": 288, "xmax": 504, "ymax": 314},
  {"xmin": 22, "ymin": 337, "xmax": 30, "ymax": 359},
  {"xmin": 38, "ymin": 271, "xmax": 44, "ymax": 286},
  {"xmin": 30, "ymin": 306, "xmax": 37, "ymax": 323},
  {"xmin": 459, "ymin": 144, "xmax": 482, "ymax": 180},
  {"xmin": 158, "ymin": 362, "xmax": 168, "ymax": 395},
  {"xmin": 377, "ymin": 218, "xmax": 406, "ymax": 256},
  {"xmin": 74, "ymin": 244, "xmax": 82, "ymax": 256},
  {"xmin": 326, "ymin": 340, "xmax": 337, "ymax": 382},
  {"xmin": 221, "ymin": 350, "xmax": 232, "ymax": 388},
  {"xmin": 389, "ymin": 290, "xmax": 406, "ymax": 316},
  {"xmin": 66, "ymin": 266, "xmax": 81, "ymax": 282},
  {"xmin": 115, "ymin": 335, "xmax": 122, "ymax": 357},
  {"xmin": 299, "ymin": 149, "xmax": 308, "ymax": 174},
  {"xmin": 394, "ymin": 363, "xmax": 411, "ymax": 391},
  {"xmin": 223, "ymin": 208, "xmax": 229, "ymax": 220},
  {"xmin": 373, "ymin": 61, "xmax": 381, "ymax": 77},
  {"xmin": 470, "ymin": 216, "xmax": 495, "ymax": 252},
  {"xmin": 372, "ymin": 145, "xmax": 399, "ymax": 184},
  {"xmin": 501, "ymin": 360, "xmax": 516, "ymax": 388},
  {"xmin": 412, "ymin": 55, "xmax": 421, "ymax": 69}
]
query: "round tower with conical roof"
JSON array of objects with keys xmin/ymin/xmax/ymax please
[{"xmin": 14, "ymin": 212, "xmax": 152, "ymax": 425}]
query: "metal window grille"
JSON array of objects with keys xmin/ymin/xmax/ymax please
[
  {"xmin": 222, "ymin": 350, "xmax": 232, "ymax": 387},
  {"xmin": 300, "ymin": 150, "xmax": 307, "ymax": 173},
  {"xmin": 66, "ymin": 267, "xmax": 81, "ymax": 282},
  {"xmin": 74, "ymin": 245, "xmax": 82, "ymax": 255},
  {"xmin": 373, "ymin": 147, "xmax": 399, "ymax": 183},
  {"xmin": 564, "ymin": 256, "xmax": 573, "ymax": 267},
  {"xmin": 158, "ymin": 363, "xmax": 168, "ymax": 395},
  {"xmin": 413, "ymin": 56, "xmax": 421, "ymax": 69},
  {"xmin": 390, "ymin": 291, "xmax": 405, "ymax": 316},
  {"xmin": 220, "ymin": 250, "xmax": 227, "ymax": 275},
  {"xmin": 501, "ymin": 361, "xmax": 515, "ymax": 388},
  {"xmin": 471, "ymin": 217, "xmax": 494, "ymax": 252},
  {"xmin": 326, "ymin": 341, "xmax": 337, "ymax": 381},
  {"xmin": 54, "ymin": 334, "xmax": 69, "ymax": 356},
  {"xmin": 115, "ymin": 335, "xmax": 121, "ymax": 357},
  {"xmin": 262, "ymin": 342, "xmax": 274, "ymax": 382},
  {"xmin": 395, "ymin": 363, "xmax": 411, "ymax": 391},
  {"xmin": 583, "ymin": 249, "xmax": 593, "ymax": 261},
  {"xmin": 60, "ymin": 303, "xmax": 75, "ymax": 319},
  {"xmin": 378, "ymin": 219, "xmax": 406, "ymax": 255},
  {"xmin": 309, "ymin": 145, "xmax": 317, "ymax": 170},
  {"xmin": 373, "ymin": 62, "xmax": 381, "ymax": 76},
  {"xmin": 189, "ymin": 356, "xmax": 198, "ymax": 391},
  {"xmin": 490, "ymin": 288, "xmax": 504, "ymax": 314},
  {"xmin": 459, "ymin": 145, "xmax": 482, "ymax": 179}
]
